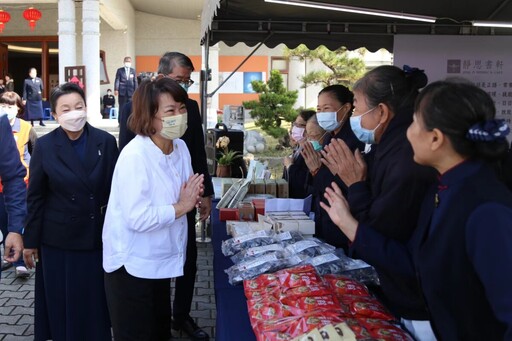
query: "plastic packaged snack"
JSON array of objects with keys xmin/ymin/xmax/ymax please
[
  {"xmin": 225, "ymin": 252, "xmax": 289, "ymax": 285},
  {"xmin": 284, "ymin": 238, "xmax": 336, "ymax": 258},
  {"xmin": 231, "ymin": 243, "xmax": 285, "ymax": 264},
  {"xmin": 222, "ymin": 230, "xmax": 277, "ymax": 256},
  {"xmin": 323, "ymin": 274, "xmax": 371, "ymax": 297},
  {"xmin": 339, "ymin": 295, "xmax": 395, "ymax": 320}
]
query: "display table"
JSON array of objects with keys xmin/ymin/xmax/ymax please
[{"xmin": 211, "ymin": 199, "xmax": 256, "ymax": 341}]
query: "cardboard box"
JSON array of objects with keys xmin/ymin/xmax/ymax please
[
  {"xmin": 238, "ymin": 202, "xmax": 255, "ymax": 221},
  {"xmin": 219, "ymin": 208, "xmax": 239, "ymax": 221},
  {"xmin": 275, "ymin": 179, "xmax": 289, "ymax": 198},
  {"xmin": 264, "ymin": 179, "xmax": 276, "ymax": 197},
  {"xmin": 253, "ymin": 179, "xmax": 266, "ymax": 194},
  {"xmin": 252, "ymin": 198, "xmax": 265, "ymax": 216}
]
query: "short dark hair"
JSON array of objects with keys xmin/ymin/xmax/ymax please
[
  {"xmin": 353, "ymin": 65, "xmax": 427, "ymax": 114},
  {"xmin": 50, "ymin": 83, "xmax": 86, "ymax": 114},
  {"xmin": 157, "ymin": 52, "xmax": 194, "ymax": 75},
  {"xmin": 5, "ymin": 73, "xmax": 12, "ymax": 79},
  {"xmin": 318, "ymin": 85, "xmax": 353, "ymax": 107},
  {"xmin": 129, "ymin": 76, "xmax": 188, "ymax": 136},
  {"xmin": 299, "ymin": 109, "xmax": 316, "ymax": 122},
  {"xmin": 416, "ymin": 80, "xmax": 508, "ymax": 161},
  {"xmin": 0, "ymin": 91, "xmax": 24, "ymax": 118}
]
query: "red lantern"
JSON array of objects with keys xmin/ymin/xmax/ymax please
[
  {"xmin": 23, "ymin": 7, "xmax": 42, "ymax": 31},
  {"xmin": 0, "ymin": 10, "xmax": 11, "ymax": 33}
]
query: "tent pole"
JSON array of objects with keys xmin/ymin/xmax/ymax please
[{"xmin": 207, "ymin": 33, "xmax": 274, "ymax": 97}]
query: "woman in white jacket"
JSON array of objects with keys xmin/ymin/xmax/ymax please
[{"xmin": 103, "ymin": 76, "xmax": 204, "ymax": 341}]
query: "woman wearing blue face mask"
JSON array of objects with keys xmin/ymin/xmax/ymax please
[
  {"xmin": 321, "ymin": 65, "xmax": 437, "ymax": 340},
  {"xmin": 301, "ymin": 85, "xmax": 364, "ymax": 249},
  {"xmin": 283, "ymin": 110, "xmax": 315, "ymax": 198}
]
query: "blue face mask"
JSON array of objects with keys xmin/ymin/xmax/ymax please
[
  {"xmin": 179, "ymin": 83, "xmax": 189, "ymax": 93},
  {"xmin": 349, "ymin": 107, "xmax": 380, "ymax": 144},
  {"xmin": 316, "ymin": 107, "xmax": 344, "ymax": 132}
]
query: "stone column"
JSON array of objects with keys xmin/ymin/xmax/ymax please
[
  {"xmin": 58, "ymin": 0, "xmax": 76, "ymax": 84},
  {"xmin": 288, "ymin": 56, "xmax": 306, "ymax": 108},
  {"xmin": 82, "ymin": 0, "xmax": 101, "ymax": 121}
]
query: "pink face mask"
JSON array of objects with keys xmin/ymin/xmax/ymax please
[
  {"xmin": 58, "ymin": 110, "xmax": 87, "ymax": 132},
  {"xmin": 290, "ymin": 126, "xmax": 305, "ymax": 142}
]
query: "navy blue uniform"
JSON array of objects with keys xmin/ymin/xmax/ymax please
[
  {"xmin": 354, "ymin": 160, "xmax": 512, "ymax": 340},
  {"xmin": 348, "ymin": 107, "xmax": 436, "ymax": 320}
]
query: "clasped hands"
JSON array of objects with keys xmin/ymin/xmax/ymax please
[{"xmin": 321, "ymin": 138, "xmax": 367, "ymax": 187}]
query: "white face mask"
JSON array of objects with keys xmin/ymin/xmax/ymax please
[
  {"xmin": 0, "ymin": 106, "xmax": 17, "ymax": 121},
  {"xmin": 160, "ymin": 113, "xmax": 188, "ymax": 140},
  {"xmin": 124, "ymin": 62, "xmax": 132, "ymax": 68},
  {"xmin": 58, "ymin": 110, "xmax": 87, "ymax": 132}
]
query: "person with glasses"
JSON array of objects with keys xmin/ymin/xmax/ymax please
[
  {"xmin": 118, "ymin": 51, "xmax": 213, "ymax": 341},
  {"xmin": 103, "ymin": 77, "xmax": 204, "ymax": 341}
]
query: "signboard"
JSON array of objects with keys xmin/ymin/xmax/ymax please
[{"xmin": 394, "ymin": 35, "xmax": 512, "ymax": 141}]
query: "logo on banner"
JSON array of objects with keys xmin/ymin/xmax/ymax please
[{"xmin": 447, "ymin": 60, "xmax": 461, "ymax": 73}]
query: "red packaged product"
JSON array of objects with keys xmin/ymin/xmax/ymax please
[
  {"xmin": 281, "ymin": 294, "xmax": 341, "ymax": 315},
  {"xmin": 280, "ymin": 284, "xmax": 332, "ymax": 300},
  {"xmin": 357, "ymin": 318, "xmax": 414, "ymax": 341},
  {"xmin": 277, "ymin": 265, "xmax": 322, "ymax": 289},
  {"xmin": 254, "ymin": 316, "xmax": 302, "ymax": 341},
  {"xmin": 245, "ymin": 285, "xmax": 281, "ymax": 302},
  {"xmin": 291, "ymin": 312, "xmax": 345, "ymax": 336},
  {"xmin": 340, "ymin": 295, "xmax": 395, "ymax": 320},
  {"xmin": 244, "ymin": 273, "xmax": 280, "ymax": 293},
  {"xmin": 323, "ymin": 274, "xmax": 371, "ymax": 297}
]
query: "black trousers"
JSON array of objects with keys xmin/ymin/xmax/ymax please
[
  {"xmin": 104, "ymin": 266, "xmax": 171, "ymax": 341},
  {"xmin": 173, "ymin": 210, "xmax": 198, "ymax": 323},
  {"xmin": 118, "ymin": 96, "xmax": 130, "ymax": 123}
]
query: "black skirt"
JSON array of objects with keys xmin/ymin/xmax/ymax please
[{"xmin": 34, "ymin": 244, "xmax": 111, "ymax": 341}]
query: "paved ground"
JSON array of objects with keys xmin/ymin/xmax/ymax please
[
  {"xmin": 0, "ymin": 241, "xmax": 216, "ymax": 340},
  {"xmin": 0, "ymin": 119, "xmax": 217, "ymax": 340}
]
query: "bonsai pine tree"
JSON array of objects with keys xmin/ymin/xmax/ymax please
[
  {"xmin": 243, "ymin": 70, "xmax": 298, "ymax": 139},
  {"xmin": 284, "ymin": 44, "xmax": 366, "ymax": 88}
]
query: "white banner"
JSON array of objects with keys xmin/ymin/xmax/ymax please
[{"xmin": 394, "ymin": 35, "xmax": 512, "ymax": 141}]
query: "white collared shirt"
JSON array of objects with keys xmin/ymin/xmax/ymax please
[{"xmin": 103, "ymin": 135, "xmax": 192, "ymax": 279}]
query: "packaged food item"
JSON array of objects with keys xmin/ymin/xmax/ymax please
[
  {"xmin": 277, "ymin": 265, "xmax": 323, "ymax": 290},
  {"xmin": 281, "ymin": 294, "xmax": 341, "ymax": 315},
  {"xmin": 226, "ymin": 252, "xmax": 288, "ymax": 285},
  {"xmin": 284, "ymin": 238, "xmax": 336, "ymax": 258},
  {"xmin": 222, "ymin": 230, "xmax": 278, "ymax": 256},
  {"xmin": 357, "ymin": 318, "xmax": 414, "ymax": 341},
  {"xmin": 231, "ymin": 243, "xmax": 285, "ymax": 264},
  {"xmin": 323, "ymin": 274, "xmax": 371, "ymax": 297},
  {"xmin": 339, "ymin": 295, "xmax": 395, "ymax": 320}
]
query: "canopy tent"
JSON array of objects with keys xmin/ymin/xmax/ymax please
[{"xmin": 201, "ymin": 0, "xmax": 512, "ymax": 51}]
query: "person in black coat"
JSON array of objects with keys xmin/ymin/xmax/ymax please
[
  {"xmin": 321, "ymin": 66, "xmax": 436, "ymax": 340},
  {"xmin": 114, "ymin": 56, "xmax": 138, "ymax": 116},
  {"xmin": 301, "ymin": 85, "xmax": 365, "ymax": 249},
  {"xmin": 22, "ymin": 68, "xmax": 45, "ymax": 126},
  {"xmin": 23, "ymin": 83, "xmax": 119, "ymax": 341},
  {"xmin": 322, "ymin": 80, "xmax": 512, "ymax": 341},
  {"xmin": 119, "ymin": 52, "xmax": 213, "ymax": 341},
  {"xmin": 4, "ymin": 73, "xmax": 15, "ymax": 92},
  {"xmin": 102, "ymin": 89, "xmax": 116, "ymax": 119},
  {"xmin": 0, "ymin": 114, "xmax": 27, "ymax": 279}
]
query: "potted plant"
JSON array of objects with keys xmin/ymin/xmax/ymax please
[{"xmin": 215, "ymin": 136, "xmax": 241, "ymax": 177}]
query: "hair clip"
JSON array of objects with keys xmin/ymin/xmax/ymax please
[{"xmin": 466, "ymin": 119, "xmax": 510, "ymax": 142}]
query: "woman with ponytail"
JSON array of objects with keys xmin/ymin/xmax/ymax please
[{"xmin": 322, "ymin": 80, "xmax": 512, "ymax": 340}]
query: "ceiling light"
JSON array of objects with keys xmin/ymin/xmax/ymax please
[
  {"xmin": 264, "ymin": 0, "xmax": 437, "ymax": 23},
  {"xmin": 472, "ymin": 21, "xmax": 512, "ymax": 28}
]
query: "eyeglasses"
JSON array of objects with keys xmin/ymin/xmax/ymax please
[{"xmin": 176, "ymin": 79, "xmax": 194, "ymax": 87}]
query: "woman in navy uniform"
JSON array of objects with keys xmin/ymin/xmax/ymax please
[
  {"xmin": 321, "ymin": 66, "xmax": 436, "ymax": 340},
  {"xmin": 23, "ymin": 83, "xmax": 119, "ymax": 341},
  {"xmin": 322, "ymin": 80, "xmax": 512, "ymax": 340},
  {"xmin": 22, "ymin": 68, "xmax": 45, "ymax": 126}
]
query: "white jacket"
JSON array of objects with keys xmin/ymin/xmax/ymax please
[{"xmin": 103, "ymin": 135, "xmax": 192, "ymax": 279}]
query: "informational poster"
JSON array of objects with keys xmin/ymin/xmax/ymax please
[
  {"xmin": 243, "ymin": 72, "xmax": 263, "ymax": 93},
  {"xmin": 394, "ymin": 35, "xmax": 512, "ymax": 142},
  {"xmin": 218, "ymin": 72, "xmax": 244, "ymax": 93}
]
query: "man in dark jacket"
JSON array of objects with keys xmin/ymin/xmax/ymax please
[
  {"xmin": 114, "ymin": 57, "xmax": 137, "ymax": 116},
  {"xmin": 0, "ymin": 114, "xmax": 27, "ymax": 279},
  {"xmin": 22, "ymin": 68, "xmax": 45, "ymax": 126},
  {"xmin": 119, "ymin": 52, "xmax": 212, "ymax": 341}
]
